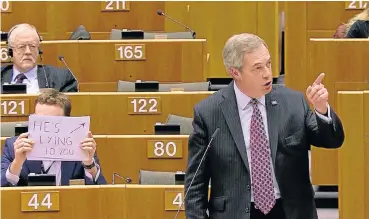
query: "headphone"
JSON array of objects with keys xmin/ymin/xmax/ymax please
[{"xmin": 6, "ymin": 24, "xmax": 43, "ymax": 57}]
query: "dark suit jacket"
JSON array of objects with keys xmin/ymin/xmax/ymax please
[
  {"xmin": 184, "ymin": 83, "xmax": 344, "ymax": 219},
  {"xmin": 1, "ymin": 64, "xmax": 78, "ymax": 92},
  {"xmin": 346, "ymin": 20, "xmax": 369, "ymax": 38},
  {"xmin": 1, "ymin": 136, "xmax": 106, "ymax": 187}
]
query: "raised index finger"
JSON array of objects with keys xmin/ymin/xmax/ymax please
[{"xmin": 313, "ymin": 73, "xmax": 325, "ymax": 85}]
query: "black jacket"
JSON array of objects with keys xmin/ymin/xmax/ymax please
[{"xmin": 1, "ymin": 64, "xmax": 78, "ymax": 92}]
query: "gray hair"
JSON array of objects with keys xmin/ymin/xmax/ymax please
[
  {"xmin": 8, "ymin": 23, "xmax": 40, "ymax": 47},
  {"xmin": 222, "ymin": 33, "xmax": 267, "ymax": 74}
]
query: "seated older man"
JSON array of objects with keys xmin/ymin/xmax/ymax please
[{"xmin": 1, "ymin": 23, "xmax": 78, "ymax": 93}]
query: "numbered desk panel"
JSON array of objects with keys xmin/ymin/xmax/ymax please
[
  {"xmin": 0, "ymin": 99, "xmax": 30, "ymax": 116},
  {"xmin": 0, "ymin": 92, "xmax": 212, "ymax": 135},
  {"xmin": 1, "ymin": 185, "xmax": 126, "ymax": 219},
  {"xmin": 0, "ymin": 0, "xmax": 12, "ymax": 13},
  {"xmin": 114, "ymin": 44, "xmax": 146, "ymax": 61},
  {"xmin": 1, "ymin": 46, "xmax": 11, "ymax": 63},
  {"xmin": 96, "ymin": 135, "xmax": 189, "ymax": 184},
  {"xmin": 101, "ymin": 0, "xmax": 131, "ymax": 11},
  {"xmin": 21, "ymin": 191, "xmax": 60, "ymax": 212},
  {"xmin": 125, "ymin": 185, "xmax": 187, "ymax": 219},
  {"xmin": 345, "ymin": 0, "xmax": 368, "ymax": 9}
]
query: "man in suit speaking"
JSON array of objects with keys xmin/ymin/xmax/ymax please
[
  {"xmin": 184, "ymin": 33, "xmax": 344, "ymax": 219},
  {"xmin": 1, "ymin": 23, "xmax": 78, "ymax": 93}
]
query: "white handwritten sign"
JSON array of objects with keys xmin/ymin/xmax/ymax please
[{"xmin": 27, "ymin": 115, "xmax": 90, "ymax": 161}]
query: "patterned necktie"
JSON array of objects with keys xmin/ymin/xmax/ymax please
[
  {"xmin": 249, "ymin": 98, "xmax": 275, "ymax": 214},
  {"xmin": 15, "ymin": 73, "xmax": 27, "ymax": 84}
]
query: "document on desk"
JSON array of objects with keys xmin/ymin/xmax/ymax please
[{"xmin": 27, "ymin": 114, "xmax": 90, "ymax": 161}]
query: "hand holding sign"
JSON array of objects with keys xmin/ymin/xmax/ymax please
[
  {"xmin": 13, "ymin": 132, "xmax": 35, "ymax": 164},
  {"xmin": 27, "ymin": 115, "xmax": 90, "ymax": 161},
  {"xmin": 80, "ymin": 132, "xmax": 96, "ymax": 165},
  {"xmin": 306, "ymin": 73, "xmax": 328, "ymax": 114}
]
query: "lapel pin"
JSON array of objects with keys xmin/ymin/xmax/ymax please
[{"xmin": 271, "ymin": 100, "xmax": 278, "ymax": 105}]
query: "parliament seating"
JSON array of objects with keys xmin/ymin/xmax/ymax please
[
  {"xmin": 336, "ymin": 90, "xmax": 369, "ymax": 219},
  {"xmin": 0, "ymin": 1, "xmax": 165, "ymax": 40},
  {"xmin": 284, "ymin": 1, "xmax": 366, "ymax": 92},
  {"xmin": 96, "ymin": 135, "xmax": 189, "ymax": 184},
  {"xmin": 1, "ymin": 1, "xmax": 281, "ymax": 80},
  {"xmin": 304, "ymin": 40, "xmax": 369, "ymax": 185},
  {"xmin": 1, "ymin": 135, "xmax": 189, "ymax": 184},
  {"xmin": 1, "ymin": 121, "xmax": 28, "ymax": 136},
  {"xmin": 2, "ymin": 1, "xmax": 364, "ymax": 218},
  {"xmin": 166, "ymin": 114, "xmax": 193, "ymax": 135},
  {"xmin": 0, "ymin": 185, "xmax": 188, "ymax": 219},
  {"xmin": 1, "ymin": 39, "xmax": 208, "ymax": 92},
  {"xmin": 165, "ymin": 1, "xmax": 281, "ymax": 79},
  {"xmin": 139, "ymin": 170, "xmax": 177, "ymax": 185},
  {"xmin": 0, "ymin": 92, "xmax": 212, "ymax": 135}
]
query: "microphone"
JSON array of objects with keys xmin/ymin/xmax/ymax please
[
  {"xmin": 39, "ymin": 54, "xmax": 49, "ymax": 88},
  {"xmin": 156, "ymin": 10, "xmax": 196, "ymax": 38},
  {"xmin": 271, "ymin": 100, "xmax": 278, "ymax": 105},
  {"xmin": 173, "ymin": 127, "xmax": 220, "ymax": 219},
  {"xmin": 58, "ymin": 55, "xmax": 79, "ymax": 90},
  {"xmin": 112, "ymin": 172, "xmax": 132, "ymax": 184}
]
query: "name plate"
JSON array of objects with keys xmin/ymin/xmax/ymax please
[
  {"xmin": 21, "ymin": 191, "xmax": 60, "ymax": 212},
  {"xmin": 1, "ymin": 99, "xmax": 30, "ymax": 116},
  {"xmin": 1, "ymin": 47, "xmax": 11, "ymax": 63},
  {"xmin": 101, "ymin": 0, "xmax": 130, "ymax": 11},
  {"xmin": 164, "ymin": 191, "xmax": 185, "ymax": 211},
  {"xmin": 345, "ymin": 0, "xmax": 368, "ymax": 9},
  {"xmin": 1, "ymin": 0, "xmax": 12, "ymax": 13},
  {"xmin": 147, "ymin": 140, "xmax": 183, "ymax": 158},
  {"xmin": 127, "ymin": 97, "xmax": 161, "ymax": 115},
  {"xmin": 115, "ymin": 44, "xmax": 146, "ymax": 61}
]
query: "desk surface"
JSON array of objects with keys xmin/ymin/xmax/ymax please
[
  {"xmin": 308, "ymin": 39, "xmax": 369, "ymax": 185},
  {"xmin": 1, "ymin": 92, "xmax": 212, "ymax": 134},
  {"xmin": 1, "ymin": 40, "xmax": 208, "ymax": 92},
  {"xmin": 0, "ymin": 135, "xmax": 189, "ymax": 184},
  {"xmin": 1, "ymin": 1, "xmax": 166, "ymax": 40},
  {"xmin": 1, "ymin": 185, "xmax": 188, "ymax": 219}
]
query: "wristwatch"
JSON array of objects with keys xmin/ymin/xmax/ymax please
[{"xmin": 82, "ymin": 160, "xmax": 96, "ymax": 170}]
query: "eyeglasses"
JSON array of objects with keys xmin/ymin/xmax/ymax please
[{"xmin": 12, "ymin": 44, "xmax": 39, "ymax": 53}]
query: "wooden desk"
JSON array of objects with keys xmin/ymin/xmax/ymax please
[
  {"xmin": 1, "ymin": 40, "xmax": 208, "ymax": 91},
  {"xmin": 0, "ymin": 185, "xmax": 126, "ymax": 219},
  {"xmin": 165, "ymin": 1, "xmax": 281, "ymax": 79},
  {"xmin": 1, "ymin": 135, "xmax": 189, "ymax": 184},
  {"xmin": 1, "ymin": 1, "xmax": 165, "ymax": 40},
  {"xmin": 1, "ymin": 92, "xmax": 212, "ymax": 134},
  {"xmin": 337, "ymin": 91, "xmax": 369, "ymax": 219},
  {"xmin": 0, "ymin": 185, "xmax": 189, "ymax": 219},
  {"xmin": 96, "ymin": 135, "xmax": 189, "ymax": 184},
  {"xmin": 284, "ymin": 1, "xmax": 363, "ymax": 92},
  {"xmin": 307, "ymin": 40, "xmax": 369, "ymax": 185},
  {"xmin": 125, "ymin": 185, "xmax": 187, "ymax": 219},
  {"xmin": 1, "ymin": 1, "xmax": 281, "ymax": 80}
]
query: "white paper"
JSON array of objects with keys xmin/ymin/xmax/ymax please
[{"xmin": 27, "ymin": 114, "xmax": 90, "ymax": 161}]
